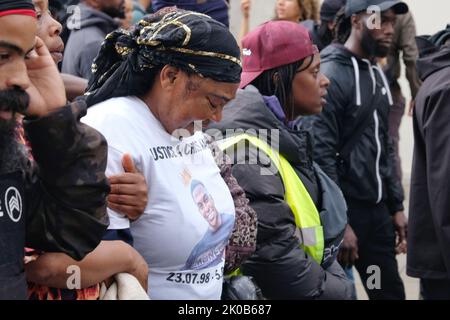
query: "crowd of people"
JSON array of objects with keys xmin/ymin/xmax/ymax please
[{"xmin": 0, "ymin": 0, "xmax": 449, "ymax": 300}]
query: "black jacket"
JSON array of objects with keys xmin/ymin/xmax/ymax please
[
  {"xmin": 0, "ymin": 101, "xmax": 109, "ymax": 300},
  {"xmin": 209, "ymin": 86, "xmax": 351, "ymax": 299},
  {"xmin": 301, "ymin": 20, "xmax": 327, "ymax": 51},
  {"xmin": 304, "ymin": 44, "xmax": 404, "ymax": 214},
  {"xmin": 407, "ymin": 43, "xmax": 450, "ymax": 279}
]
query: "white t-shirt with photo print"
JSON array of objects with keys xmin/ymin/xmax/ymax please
[{"xmin": 82, "ymin": 96, "xmax": 235, "ymax": 300}]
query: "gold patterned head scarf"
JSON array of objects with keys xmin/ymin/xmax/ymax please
[{"xmin": 84, "ymin": 7, "xmax": 242, "ymax": 107}]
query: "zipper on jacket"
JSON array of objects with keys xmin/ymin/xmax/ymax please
[{"xmin": 373, "ymin": 110, "xmax": 383, "ymax": 203}]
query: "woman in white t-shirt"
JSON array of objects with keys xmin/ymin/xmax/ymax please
[{"xmin": 81, "ymin": 8, "xmax": 257, "ymax": 300}]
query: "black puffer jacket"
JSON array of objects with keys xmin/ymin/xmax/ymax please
[
  {"xmin": 304, "ymin": 44, "xmax": 404, "ymax": 214},
  {"xmin": 209, "ymin": 86, "xmax": 351, "ymax": 300}
]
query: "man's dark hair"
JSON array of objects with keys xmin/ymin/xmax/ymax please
[
  {"xmin": 250, "ymin": 57, "xmax": 313, "ymax": 121},
  {"xmin": 334, "ymin": 7, "xmax": 351, "ymax": 44}
]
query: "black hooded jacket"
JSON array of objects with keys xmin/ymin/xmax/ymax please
[
  {"xmin": 0, "ymin": 101, "xmax": 109, "ymax": 300},
  {"xmin": 301, "ymin": 20, "xmax": 327, "ymax": 51},
  {"xmin": 407, "ymin": 41, "xmax": 450, "ymax": 279},
  {"xmin": 209, "ymin": 86, "xmax": 351, "ymax": 300},
  {"xmin": 304, "ymin": 44, "xmax": 404, "ymax": 213}
]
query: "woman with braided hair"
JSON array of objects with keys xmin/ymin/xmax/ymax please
[{"xmin": 82, "ymin": 8, "xmax": 256, "ymax": 299}]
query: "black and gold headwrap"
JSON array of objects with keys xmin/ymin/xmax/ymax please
[{"xmin": 84, "ymin": 8, "xmax": 242, "ymax": 107}]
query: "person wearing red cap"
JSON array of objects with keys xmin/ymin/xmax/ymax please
[
  {"xmin": 0, "ymin": 0, "xmax": 109, "ymax": 300},
  {"xmin": 209, "ymin": 21, "xmax": 352, "ymax": 299}
]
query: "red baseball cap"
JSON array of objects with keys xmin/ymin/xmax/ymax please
[{"xmin": 240, "ymin": 20, "xmax": 319, "ymax": 89}]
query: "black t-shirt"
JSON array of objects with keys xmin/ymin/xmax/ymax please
[{"xmin": 0, "ymin": 171, "xmax": 27, "ymax": 300}]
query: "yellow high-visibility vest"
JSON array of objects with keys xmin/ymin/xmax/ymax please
[{"xmin": 219, "ymin": 134, "xmax": 324, "ymax": 265}]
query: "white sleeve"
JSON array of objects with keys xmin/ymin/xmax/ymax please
[{"xmin": 105, "ymin": 145, "xmax": 131, "ymax": 230}]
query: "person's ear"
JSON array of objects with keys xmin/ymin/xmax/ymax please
[
  {"xmin": 160, "ymin": 65, "xmax": 180, "ymax": 90},
  {"xmin": 351, "ymin": 13, "xmax": 363, "ymax": 31}
]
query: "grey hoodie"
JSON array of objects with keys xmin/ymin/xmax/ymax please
[{"xmin": 62, "ymin": 3, "xmax": 119, "ymax": 80}]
